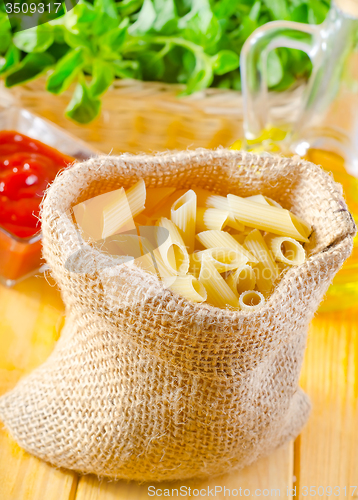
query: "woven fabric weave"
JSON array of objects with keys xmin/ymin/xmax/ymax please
[{"xmin": 0, "ymin": 149, "xmax": 355, "ymax": 481}]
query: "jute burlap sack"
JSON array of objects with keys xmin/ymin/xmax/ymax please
[{"xmin": 0, "ymin": 149, "xmax": 355, "ymax": 482}]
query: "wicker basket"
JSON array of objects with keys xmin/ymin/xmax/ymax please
[{"xmin": 0, "ymin": 77, "xmax": 301, "ymax": 154}]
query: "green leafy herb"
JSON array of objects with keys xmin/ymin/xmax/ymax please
[
  {"xmin": 66, "ymin": 77, "xmax": 101, "ymax": 123},
  {"xmin": 0, "ymin": 0, "xmax": 331, "ymax": 123}
]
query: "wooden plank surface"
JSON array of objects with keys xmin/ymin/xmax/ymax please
[
  {"xmin": 0, "ymin": 275, "xmax": 357, "ymax": 499},
  {"xmin": 0, "ymin": 276, "xmax": 77, "ymax": 500},
  {"xmin": 296, "ymin": 308, "xmax": 358, "ymax": 499},
  {"xmin": 74, "ymin": 442, "xmax": 292, "ymax": 500}
]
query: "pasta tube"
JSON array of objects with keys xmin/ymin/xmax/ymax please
[
  {"xmin": 125, "ymin": 179, "xmax": 146, "ymax": 218},
  {"xmin": 265, "ymin": 235, "xmax": 306, "ymax": 266},
  {"xmin": 246, "ymin": 194, "xmax": 282, "ymax": 208},
  {"xmin": 225, "ymin": 265, "xmax": 256, "ymax": 295},
  {"xmin": 244, "ymin": 229, "xmax": 278, "ymax": 295},
  {"xmin": 150, "ymin": 189, "xmax": 188, "ymax": 220},
  {"xmin": 196, "ymin": 208, "xmax": 230, "ymax": 233},
  {"xmin": 196, "ymin": 230, "xmax": 258, "ymax": 264},
  {"xmin": 155, "ymin": 217, "xmax": 189, "ymax": 275},
  {"xmin": 171, "ymin": 190, "xmax": 197, "ymax": 253},
  {"xmin": 206, "ymin": 194, "xmax": 245, "ymax": 231},
  {"xmin": 73, "ymin": 187, "xmax": 135, "ymax": 242},
  {"xmin": 199, "ymin": 258, "xmax": 240, "ymax": 309},
  {"xmin": 164, "ymin": 275, "xmax": 207, "ymax": 303},
  {"xmin": 239, "ymin": 290, "xmax": 265, "ymax": 312},
  {"xmin": 247, "ymin": 194, "xmax": 311, "ymax": 239},
  {"xmin": 191, "ymin": 247, "xmax": 248, "ymax": 273},
  {"xmin": 227, "ymin": 194, "xmax": 311, "ymax": 242},
  {"xmin": 135, "ymin": 235, "xmax": 177, "ymax": 284}
]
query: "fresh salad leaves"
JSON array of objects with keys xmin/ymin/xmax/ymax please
[{"xmin": 0, "ymin": 0, "xmax": 331, "ymax": 123}]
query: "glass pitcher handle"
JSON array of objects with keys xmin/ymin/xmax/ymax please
[{"xmin": 240, "ymin": 20, "xmax": 321, "ymax": 141}]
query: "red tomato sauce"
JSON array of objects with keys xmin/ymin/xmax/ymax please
[{"xmin": 0, "ymin": 131, "xmax": 74, "ymax": 238}]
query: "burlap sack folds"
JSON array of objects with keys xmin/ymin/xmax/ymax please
[{"xmin": 0, "ymin": 148, "xmax": 355, "ymax": 482}]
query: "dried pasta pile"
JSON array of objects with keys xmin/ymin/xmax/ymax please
[{"xmin": 73, "ymin": 181, "xmax": 312, "ymax": 312}]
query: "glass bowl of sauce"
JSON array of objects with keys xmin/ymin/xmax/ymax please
[{"xmin": 0, "ymin": 107, "xmax": 98, "ymax": 286}]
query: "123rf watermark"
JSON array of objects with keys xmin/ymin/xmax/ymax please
[{"xmin": 148, "ymin": 485, "xmax": 358, "ymax": 497}]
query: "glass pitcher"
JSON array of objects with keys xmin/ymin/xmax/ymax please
[{"xmin": 240, "ymin": 0, "xmax": 358, "ymax": 311}]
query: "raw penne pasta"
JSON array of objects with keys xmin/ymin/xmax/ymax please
[
  {"xmin": 226, "ymin": 265, "xmax": 256, "ymax": 295},
  {"xmin": 244, "ymin": 229, "xmax": 278, "ymax": 296},
  {"xmin": 199, "ymin": 258, "xmax": 240, "ymax": 309},
  {"xmin": 239, "ymin": 290, "xmax": 265, "ymax": 312},
  {"xmin": 171, "ymin": 190, "xmax": 197, "ymax": 253},
  {"xmin": 206, "ymin": 194, "xmax": 245, "ymax": 231},
  {"xmin": 191, "ymin": 247, "xmax": 248, "ymax": 273},
  {"xmin": 150, "ymin": 189, "xmax": 188, "ymax": 220},
  {"xmin": 102, "ymin": 188, "xmax": 136, "ymax": 239},
  {"xmin": 196, "ymin": 230, "xmax": 258, "ymax": 264},
  {"xmin": 73, "ymin": 187, "xmax": 135, "ymax": 242},
  {"xmin": 125, "ymin": 179, "xmax": 146, "ymax": 218},
  {"xmin": 153, "ymin": 248, "xmax": 177, "ymax": 285},
  {"xmin": 196, "ymin": 208, "xmax": 230, "ymax": 233},
  {"xmin": 231, "ymin": 232, "xmax": 252, "ymax": 245},
  {"xmin": 265, "ymin": 234, "xmax": 306, "ymax": 266},
  {"xmin": 164, "ymin": 275, "xmax": 207, "ymax": 303},
  {"xmin": 155, "ymin": 217, "xmax": 189, "ymax": 275},
  {"xmin": 136, "ymin": 234, "xmax": 177, "ymax": 283},
  {"xmin": 246, "ymin": 194, "xmax": 282, "ymax": 208},
  {"xmin": 247, "ymin": 195, "xmax": 312, "ymax": 239},
  {"xmin": 142, "ymin": 187, "xmax": 176, "ymax": 215},
  {"xmin": 227, "ymin": 194, "xmax": 311, "ymax": 242},
  {"xmin": 292, "ymin": 214, "xmax": 312, "ymax": 240},
  {"xmin": 132, "ymin": 236, "xmax": 160, "ymax": 276},
  {"xmin": 244, "ymin": 229, "xmax": 278, "ymax": 280},
  {"xmin": 192, "ymin": 187, "xmax": 216, "ymax": 206}
]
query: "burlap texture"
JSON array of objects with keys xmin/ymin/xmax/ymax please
[{"xmin": 0, "ymin": 149, "xmax": 355, "ymax": 482}]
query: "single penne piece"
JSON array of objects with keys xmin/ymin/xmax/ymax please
[
  {"xmin": 163, "ymin": 275, "xmax": 207, "ymax": 303},
  {"xmin": 153, "ymin": 248, "xmax": 177, "ymax": 285},
  {"xmin": 239, "ymin": 290, "xmax": 265, "ymax": 312},
  {"xmin": 227, "ymin": 194, "xmax": 311, "ymax": 242},
  {"xmin": 196, "ymin": 208, "xmax": 230, "ymax": 233},
  {"xmin": 206, "ymin": 194, "xmax": 245, "ymax": 231},
  {"xmin": 192, "ymin": 187, "xmax": 216, "ymax": 206},
  {"xmin": 265, "ymin": 234, "xmax": 306, "ymax": 266},
  {"xmin": 244, "ymin": 229, "xmax": 278, "ymax": 281},
  {"xmin": 244, "ymin": 229, "xmax": 278, "ymax": 296},
  {"xmin": 171, "ymin": 190, "xmax": 197, "ymax": 253},
  {"xmin": 142, "ymin": 187, "xmax": 176, "ymax": 215},
  {"xmin": 225, "ymin": 265, "xmax": 256, "ymax": 295},
  {"xmin": 102, "ymin": 188, "xmax": 136, "ymax": 239},
  {"xmin": 231, "ymin": 231, "xmax": 252, "ymax": 245},
  {"xmin": 292, "ymin": 213, "xmax": 312, "ymax": 239},
  {"xmin": 253, "ymin": 263, "xmax": 274, "ymax": 297},
  {"xmin": 155, "ymin": 217, "xmax": 189, "ymax": 275},
  {"xmin": 73, "ymin": 187, "xmax": 135, "ymax": 242},
  {"xmin": 246, "ymin": 194, "xmax": 282, "ymax": 208},
  {"xmin": 246, "ymin": 194, "xmax": 311, "ymax": 239},
  {"xmin": 137, "ymin": 234, "xmax": 178, "ymax": 284},
  {"xmin": 196, "ymin": 230, "xmax": 258, "ymax": 264},
  {"xmin": 191, "ymin": 247, "xmax": 248, "ymax": 273},
  {"xmin": 150, "ymin": 189, "xmax": 188, "ymax": 220},
  {"xmin": 133, "ymin": 236, "xmax": 160, "ymax": 276},
  {"xmin": 199, "ymin": 258, "xmax": 240, "ymax": 309},
  {"xmin": 125, "ymin": 179, "xmax": 146, "ymax": 218}
]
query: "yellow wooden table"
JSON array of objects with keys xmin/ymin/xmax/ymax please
[{"xmin": 0, "ymin": 275, "xmax": 357, "ymax": 500}]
